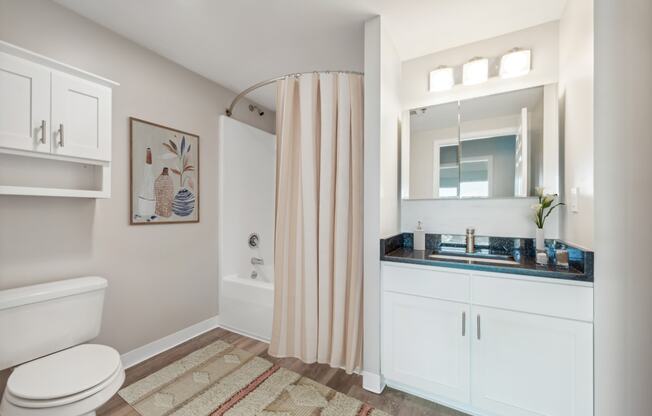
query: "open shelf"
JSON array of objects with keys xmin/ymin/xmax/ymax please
[
  {"xmin": 0, "ymin": 152, "xmax": 111, "ymax": 198},
  {"xmin": 0, "ymin": 185, "xmax": 109, "ymax": 198}
]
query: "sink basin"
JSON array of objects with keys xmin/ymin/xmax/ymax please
[{"xmin": 428, "ymin": 253, "xmax": 520, "ymax": 266}]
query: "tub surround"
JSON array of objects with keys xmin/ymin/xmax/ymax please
[{"xmin": 381, "ymin": 232, "xmax": 594, "ymax": 281}]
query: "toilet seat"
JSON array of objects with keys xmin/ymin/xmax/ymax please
[
  {"xmin": 0, "ymin": 344, "xmax": 124, "ymax": 416},
  {"xmin": 7, "ymin": 344, "xmax": 121, "ymax": 404}
]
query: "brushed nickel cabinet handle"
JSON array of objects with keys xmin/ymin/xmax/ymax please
[
  {"xmin": 58, "ymin": 123, "xmax": 64, "ymax": 147},
  {"xmin": 40, "ymin": 120, "xmax": 46, "ymax": 144},
  {"xmin": 477, "ymin": 315, "xmax": 481, "ymax": 340},
  {"xmin": 462, "ymin": 311, "xmax": 466, "ymax": 336}
]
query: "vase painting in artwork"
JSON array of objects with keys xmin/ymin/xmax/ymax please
[
  {"xmin": 172, "ymin": 188, "xmax": 195, "ymax": 216},
  {"xmin": 154, "ymin": 168, "xmax": 174, "ymax": 217},
  {"xmin": 131, "ymin": 118, "xmax": 199, "ymax": 224},
  {"xmin": 163, "ymin": 134, "xmax": 197, "ymax": 217},
  {"xmin": 136, "ymin": 147, "xmax": 156, "ymax": 219}
]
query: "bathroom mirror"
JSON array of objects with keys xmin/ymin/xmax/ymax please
[{"xmin": 403, "ymin": 84, "xmax": 558, "ymax": 199}]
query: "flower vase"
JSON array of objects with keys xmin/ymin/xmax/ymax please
[
  {"xmin": 535, "ymin": 228, "xmax": 545, "ymax": 251},
  {"xmin": 535, "ymin": 228, "xmax": 548, "ymax": 265}
]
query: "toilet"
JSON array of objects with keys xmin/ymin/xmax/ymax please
[{"xmin": 0, "ymin": 277, "xmax": 124, "ymax": 416}]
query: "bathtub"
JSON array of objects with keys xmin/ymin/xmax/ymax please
[{"xmin": 219, "ymin": 268, "xmax": 274, "ymax": 342}]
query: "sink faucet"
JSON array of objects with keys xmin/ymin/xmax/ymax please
[
  {"xmin": 466, "ymin": 228, "xmax": 476, "ymax": 254},
  {"xmin": 251, "ymin": 257, "xmax": 264, "ymax": 265}
]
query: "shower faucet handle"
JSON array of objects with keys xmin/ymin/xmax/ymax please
[
  {"xmin": 251, "ymin": 257, "xmax": 264, "ymax": 265},
  {"xmin": 248, "ymin": 233, "xmax": 259, "ymax": 248}
]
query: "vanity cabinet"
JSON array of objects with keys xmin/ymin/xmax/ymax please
[
  {"xmin": 383, "ymin": 292, "xmax": 470, "ymax": 403},
  {"xmin": 470, "ymin": 306, "xmax": 593, "ymax": 416},
  {"xmin": 381, "ymin": 262, "xmax": 593, "ymax": 416}
]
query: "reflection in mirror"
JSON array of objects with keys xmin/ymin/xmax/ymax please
[
  {"xmin": 403, "ymin": 84, "xmax": 556, "ymax": 200},
  {"xmin": 408, "ymin": 102, "xmax": 459, "ymax": 199},
  {"xmin": 460, "ymin": 86, "xmax": 544, "ymax": 198}
]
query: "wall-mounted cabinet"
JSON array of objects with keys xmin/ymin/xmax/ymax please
[
  {"xmin": 382, "ymin": 262, "xmax": 593, "ymax": 416},
  {"xmin": 0, "ymin": 41, "xmax": 117, "ymax": 198}
]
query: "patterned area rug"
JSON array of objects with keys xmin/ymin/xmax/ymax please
[{"xmin": 119, "ymin": 340, "xmax": 390, "ymax": 416}]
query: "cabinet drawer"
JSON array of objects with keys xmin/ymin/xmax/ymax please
[
  {"xmin": 382, "ymin": 262, "xmax": 469, "ymax": 303},
  {"xmin": 471, "ymin": 273, "xmax": 593, "ymax": 321}
]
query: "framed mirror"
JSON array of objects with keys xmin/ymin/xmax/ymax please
[
  {"xmin": 407, "ymin": 101, "xmax": 459, "ymax": 199},
  {"xmin": 402, "ymin": 84, "xmax": 558, "ymax": 200}
]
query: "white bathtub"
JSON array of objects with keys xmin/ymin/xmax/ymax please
[{"xmin": 219, "ymin": 270, "xmax": 274, "ymax": 342}]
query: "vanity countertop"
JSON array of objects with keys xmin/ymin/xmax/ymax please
[{"xmin": 381, "ymin": 233, "xmax": 594, "ymax": 282}]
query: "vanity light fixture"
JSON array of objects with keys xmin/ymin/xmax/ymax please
[
  {"xmin": 429, "ymin": 66, "xmax": 455, "ymax": 92},
  {"xmin": 462, "ymin": 57, "xmax": 489, "ymax": 85},
  {"xmin": 500, "ymin": 48, "xmax": 531, "ymax": 78}
]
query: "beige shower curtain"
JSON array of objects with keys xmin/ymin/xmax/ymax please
[{"xmin": 269, "ymin": 72, "xmax": 364, "ymax": 373}]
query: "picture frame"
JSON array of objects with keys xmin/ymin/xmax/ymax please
[{"xmin": 129, "ymin": 117, "xmax": 200, "ymax": 224}]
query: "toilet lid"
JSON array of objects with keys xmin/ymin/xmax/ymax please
[{"xmin": 7, "ymin": 344, "xmax": 121, "ymax": 400}]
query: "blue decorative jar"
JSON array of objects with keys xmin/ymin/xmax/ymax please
[{"xmin": 172, "ymin": 188, "xmax": 195, "ymax": 217}]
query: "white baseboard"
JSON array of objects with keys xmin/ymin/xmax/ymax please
[
  {"xmin": 120, "ymin": 315, "xmax": 220, "ymax": 369},
  {"xmin": 217, "ymin": 321, "xmax": 271, "ymax": 344},
  {"xmin": 362, "ymin": 371, "xmax": 386, "ymax": 394},
  {"xmin": 120, "ymin": 316, "xmax": 364, "ymax": 379}
]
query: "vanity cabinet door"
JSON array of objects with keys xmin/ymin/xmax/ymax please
[
  {"xmin": 0, "ymin": 52, "xmax": 50, "ymax": 153},
  {"xmin": 51, "ymin": 71, "xmax": 111, "ymax": 162},
  {"xmin": 471, "ymin": 306, "xmax": 593, "ymax": 416},
  {"xmin": 382, "ymin": 291, "xmax": 470, "ymax": 404}
]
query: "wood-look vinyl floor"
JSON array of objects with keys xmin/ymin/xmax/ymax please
[{"xmin": 0, "ymin": 328, "xmax": 468, "ymax": 416}]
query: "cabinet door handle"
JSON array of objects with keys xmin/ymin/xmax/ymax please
[
  {"xmin": 477, "ymin": 315, "xmax": 481, "ymax": 340},
  {"xmin": 40, "ymin": 120, "xmax": 46, "ymax": 144},
  {"xmin": 462, "ymin": 311, "xmax": 466, "ymax": 336},
  {"xmin": 58, "ymin": 124, "xmax": 64, "ymax": 147}
]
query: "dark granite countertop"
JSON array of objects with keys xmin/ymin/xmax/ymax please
[{"xmin": 381, "ymin": 233, "xmax": 594, "ymax": 282}]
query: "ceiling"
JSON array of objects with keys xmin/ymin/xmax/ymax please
[{"xmin": 54, "ymin": 0, "xmax": 567, "ymax": 110}]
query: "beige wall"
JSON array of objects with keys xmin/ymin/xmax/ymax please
[
  {"xmin": 0, "ymin": 0, "xmax": 275, "ymax": 354},
  {"xmin": 558, "ymin": 0, "xmax": 594, "ymax": 249}
]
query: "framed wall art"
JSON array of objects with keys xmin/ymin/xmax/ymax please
[{"xmin": 130, "ymin": 117, "xmax": 199, "ymax": 224}]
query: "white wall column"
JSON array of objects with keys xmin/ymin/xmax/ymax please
[
  {"xmin": 594, "ymin": 0, "xmax": 652, "ymax": 414},
  {"xmin": 363, "ymin": 15, "xmax": 401, "ymax": 393}
]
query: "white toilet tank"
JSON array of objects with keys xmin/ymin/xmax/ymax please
[{"xmin": 0, "ymin": 276, "xmax": 108, "ymax": 370}]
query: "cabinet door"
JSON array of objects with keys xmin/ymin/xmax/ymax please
[
  {"xmin": 0, "ymin": 52, "xmax": 50, "ymax": 153},
  {"xmin": 382, "ymin": 292, "xmax": 470, "ymax": 403},
  {"xmin": 51, "ymin": 72, "xmax": 111, "ymax": 161},
  {"xmin": 471, "ymin": 306, "xmax": 593, "ymax": 416}
]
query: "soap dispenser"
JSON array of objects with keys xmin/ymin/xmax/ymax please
[{"xmin": 414, "ymin": 221, "xmax": 426, "ymax": 251}]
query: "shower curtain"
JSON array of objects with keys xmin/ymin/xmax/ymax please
[{"xmin": 269, "ymin": 72, "xmax": 364, "ymax": 373}]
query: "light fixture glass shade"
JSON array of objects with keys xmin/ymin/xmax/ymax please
[
  {"xmin": 500, "ymin": 49, "xmax": 531, "ymax": 78},
  {"xmin": 462, "ymin": 58, "xmax": 489, "ymax": 85},
  {"xmin": 429, "ymin": 67, "xmax": 455, "ymax": 92}
]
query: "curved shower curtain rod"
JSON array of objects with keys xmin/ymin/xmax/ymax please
[{"xmin": 225, "ymin": 70, "xmax": 364, "ymax": 117}]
